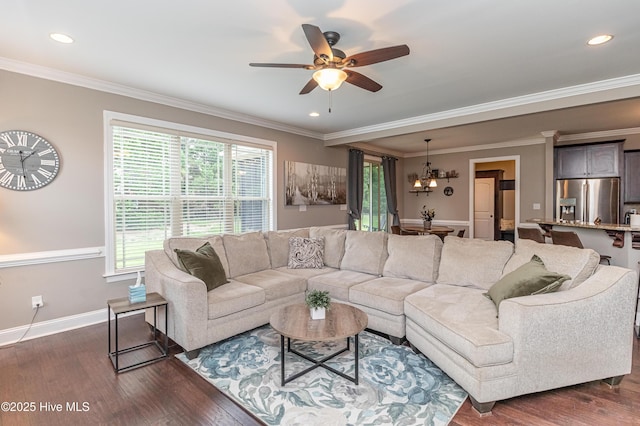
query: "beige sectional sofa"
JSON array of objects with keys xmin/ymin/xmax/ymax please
[{"xmin": 144, "ymin": 226, "xmax": 638, "ymax": 414}]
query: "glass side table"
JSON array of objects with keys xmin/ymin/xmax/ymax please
[{"xmin": 107, "ymin": 292, "xmax": 168, "ymax": 373}]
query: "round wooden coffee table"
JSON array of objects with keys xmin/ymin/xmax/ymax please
[{"xmin": 270, "ymin": 302, "xmax": 368, "ymax": 386}]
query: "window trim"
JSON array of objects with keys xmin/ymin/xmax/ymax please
[{"xmin": 103, "ymin": 111, "xmax": 277, "ymax": 279}]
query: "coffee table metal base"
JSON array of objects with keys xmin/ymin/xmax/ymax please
[{"xmin": 280, "ymin": 334, "xmax": 359, "ymax": 386}]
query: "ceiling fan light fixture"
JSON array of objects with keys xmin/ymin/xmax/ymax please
[{"xmin": 313, "ymin": 68, "xmax": 347, "ymax": 91}]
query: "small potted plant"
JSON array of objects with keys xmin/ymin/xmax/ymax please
[
  {"xmin": 420, "ymin": 205, "xmax": 436, "ymax": 230},
  {"xmin": 305, "ymin": 289, "xmax": 331, "ymax": 320}
]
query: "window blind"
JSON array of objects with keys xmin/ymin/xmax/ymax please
[{"xmin": 108, "ymin": 122, "xmax": 273, "ymax": 274}]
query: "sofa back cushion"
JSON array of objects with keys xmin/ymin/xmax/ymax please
[
  {"xmin": 265, "ymin": 228, "xmax": 309, "ymax": 268},
  {"xmin": 164, "ymin": 237, "xmax": 207, "ymax": 269},
  {"xmin": 502, "ymin": 238, "xmax": 600, "ymax": 290},
  {"xmin": 174, "ymin": 242, "xmax": 230, "ymax": 291},
  {"xmin": 222, "ymin": 231, "xmax": 271, "ymax": 278},
  {"xmin": 309, "ymin": 227, "xmax": 347, "ymax": 268},
  {"xmin": 437, "ymin": 236, "xmax": 514, "ymax": 290},
  {"xmin": 340, "ymin": 230, "xmax": 388, "ymax": 276},
  {"xmin": 164, "ymin": 235, "xmax": 230, "ymax": 277},
  {"xmin": 383, "ymin": 234, "xmax": 442, "ymax": 282}
]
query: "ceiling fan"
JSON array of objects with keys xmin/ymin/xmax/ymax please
[{"xmin": 249, "ymin": 24, "xmax": 410, "ymax": 95}]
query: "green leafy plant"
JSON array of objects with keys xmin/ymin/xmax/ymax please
[
  {"xmin": 420, "ymin": 205, "xmax": 436, "ymax": 221},
  {"xmin": 305, "ymin": 289, "xmax": 331, "ymax": 309}
]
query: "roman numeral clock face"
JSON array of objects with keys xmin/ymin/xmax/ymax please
[{"xmin": 0, "ymin": 130, "xmax": 60, "ymax": 191}]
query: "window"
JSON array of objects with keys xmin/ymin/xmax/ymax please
[
  {"xmin": 356, "ymin": 160, "xmax": 388, "ymax": 232},
  {"xmin": 104, "ymin": 112, "xmax": 274, "ymax": 277}
]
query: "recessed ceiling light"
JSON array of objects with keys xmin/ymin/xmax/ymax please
[
  {"xmin": 587, "ymin": 34, "xmax": 613, "ymax": 46},
  {"xmin": 50, "ymin": 33, "xmax": 74, "ymax": 44},
  {"xmin": 309, "ymin": 112, "xmax": 320, "ymax": 117}
]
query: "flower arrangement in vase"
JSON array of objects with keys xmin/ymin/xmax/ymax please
[
  {"xmin": 420, "ymin": 205, "xmax": 436, "ymax": 229},
  {"xmin": 305, "ymin": 289, "xmax": 331, "ymax": 320}
]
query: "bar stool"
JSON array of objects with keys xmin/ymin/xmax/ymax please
[
  {"xmin": 517, "ymin": 227, "xmax": 545, "ymax": 243},
  {"xmin": 550, "ymin": 230, "xmax": 611, "ymax": 265}
]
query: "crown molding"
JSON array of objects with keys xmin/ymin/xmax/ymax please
[
  {"xmin": 402, "ymin": 137, "xmax": 545, "ymax": 158},
  {"xmin": 557, "ymin": 126, "xmax": 640, "ymax": 142},
  {"xmin": 0, "ymin": 57, "xmax": 324, "ymax": 141},
  {"xmin": 323, "ymin": 73, "xmax": 640, "ymax": 144}
]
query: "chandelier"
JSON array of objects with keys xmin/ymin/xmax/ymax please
[{"xmin": 413, "ymin": 139, "xmax": 437, "ymax": 189}]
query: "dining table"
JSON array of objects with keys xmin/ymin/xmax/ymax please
[{"xmin": 401, "ymin": 225, "xmax": 455, "ymax": 241}]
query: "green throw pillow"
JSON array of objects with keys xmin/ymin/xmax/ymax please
[
  {"xmin": 485, "ymin": 254, "xmax": 570, "ymax": 310},
  {"xmin": 175, "ymin": 242, "xmax": 229, "ymax": 291}
]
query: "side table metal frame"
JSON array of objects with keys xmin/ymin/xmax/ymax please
[{"xmin": 107, "ymin": 293, "xmax": 168, "ymax": 373}]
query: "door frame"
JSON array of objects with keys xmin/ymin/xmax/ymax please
[{"xmin": 468, "ymin": 156, "xmax": 520, "ymax": 239}]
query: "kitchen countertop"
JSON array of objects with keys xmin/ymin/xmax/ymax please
[{"xmin": 528, "ymin": 219, "xmax": 640, "ymax": 232}]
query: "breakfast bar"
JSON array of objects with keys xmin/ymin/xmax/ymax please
[{"xmin": 529, "ymin": 219, "xmax": 640, "ymax": 270}]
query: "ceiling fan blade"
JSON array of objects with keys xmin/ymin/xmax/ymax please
[
  {"xmin": 299, "ymin": 78, "xmax": 318, "ymax": 95},
  {"xmin": 344, "ymin": 70, "xmax": 383, "ymax": 92},
  {"xmin": 344, "ymin": 45, "xmax": 410, "ymax": 67},
  {"xmin": 302, "ymin": 24, "xmax": 333, "ymax": 62},
  {"xmin": 249, "ymin": 62, "xmax": 313, "ymax": 69}
]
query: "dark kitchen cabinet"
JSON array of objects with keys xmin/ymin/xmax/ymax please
[
  {"xmin": 555, "ymin": 142, "xmax": 622, "ymax": 179},
  {"xmin": 624, "ymin": 150, "xmax": 640, "ymax": 203}
]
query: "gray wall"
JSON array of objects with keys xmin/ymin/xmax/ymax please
[
  {"xmin": 401, "ymin": 144, "xmax": 547, "ymax": 223},
  {"xmin": 0, "ymin": 70, "xmax": 347, "ymax": 330}
]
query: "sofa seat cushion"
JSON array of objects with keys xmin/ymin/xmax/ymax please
[
  {"xmin": 307, "ymin": 270, "xmax": 377, "ymax": 301},
  {"xmin": 502, "ymin": 239, "xmax": 600, "ymax": 290},
  {"xmin": 266, "ymin": 228, "xmax": 309, "ymax": 268},
  {"xmin": 207, "ymin": 280, "xmax": 265, "ymax": 320},
  {"xmin": 349, "ymin": 277, "xmax": 431, "ymax": 316},
  {"xmin": 383, "ymin": 234, "xmax": 442, "ymax": 282},
  {"xmin": 233, "ymin": 269, "xmax": 306, "ymax": 301},
  {"xmin": 309, "ymin": 227, "xmax": 347, "ymax": 268},
  {"xmin": 437, "ymin": 236, "xmax": 514, "ymax": 290},
  {"xmin": 223, "ymin": 232, "xmax": 271, "ymax": 278},
  {"xmin": 405, "ymin": 284, "xmax": 514, "ymax": 367},
  {"xmin": 340, "ymin": 230, "xmax": 388, "ymax": 276},
  {"xmin": 274, "ymin": 266, "xmax": 337, "ymax": 279}
]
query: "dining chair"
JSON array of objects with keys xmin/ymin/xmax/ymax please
[
  {"xmin": 456, "ymin": 229, "xmax": 465, "ymax": 238},
  {"xmin": 517, "ymin": 227, "xmax": 545, "ymax": 243},
  {"xmin": 550, "ymin": 230, "xmax": 611, "ymax": 265},
  {"xmin": 391, "ymin": 225, "xmax": 401, "ymax": 235},
  {"xmin": 391, "ymin": 225, "xmax": 419, "ymax": 236}
]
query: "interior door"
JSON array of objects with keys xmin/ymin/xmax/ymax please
[{"xmin": 474, "ymin": 178, "xmax": 495, "ymax": 240}]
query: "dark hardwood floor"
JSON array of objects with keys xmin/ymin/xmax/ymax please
[{"xmin": 1, "ymin": 314, "xmax": 639, "ymax": 425}]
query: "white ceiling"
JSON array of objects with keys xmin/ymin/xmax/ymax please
[{"xmin": 2, "ymin": 0, "xmax": 640, "ymax": 154}]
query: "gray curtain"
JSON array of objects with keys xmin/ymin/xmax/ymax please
[
  {"xmin": 382, "ymin": 156, "xmax": 400, "ymax": 227},
  {"xmin": 347, "ymin": 149, "xmax": 364, "ymax": 230}
]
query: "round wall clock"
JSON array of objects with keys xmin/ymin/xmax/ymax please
[
  {"xmin": 444, "ymin": 186, "xmax": 454, "ymax": 196},
  {"xmin": 0, "ymin": 130, "xmax": 60, "ymax": 191}
]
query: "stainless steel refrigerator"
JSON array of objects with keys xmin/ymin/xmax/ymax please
[{"xmin": 556, "ymin": 178, "xmax": 620, "ymax": 224}]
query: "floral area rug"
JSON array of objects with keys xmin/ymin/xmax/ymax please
[{"xmin": 176, "ymin": 325, "xmax": 467, "ymax": 425}]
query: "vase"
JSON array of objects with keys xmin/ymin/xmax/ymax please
[
  {"xmin": 423, "ymin": 220, "xmax": 432, "ymax": 230},
  {"xmin": 310, "ymin": 307, "xmax": 326, "ymax": 320}
]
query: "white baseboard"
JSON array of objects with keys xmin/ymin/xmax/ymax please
[{"xmin": 0, "ymin": 308, "xmax": 139, "ymax": 347}]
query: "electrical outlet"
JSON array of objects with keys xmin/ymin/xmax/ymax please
[{"xmin": 32, "ymin": 295, "xmax": 43, "ymax": 309}]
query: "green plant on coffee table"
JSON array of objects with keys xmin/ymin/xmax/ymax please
[
  {"xmin": 305, "ymin": 289, "xmax": 331, "ymax": 309},
  {"xmin": 420, "ymin": 205, "xmax": 436, "ymax": 221}
]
